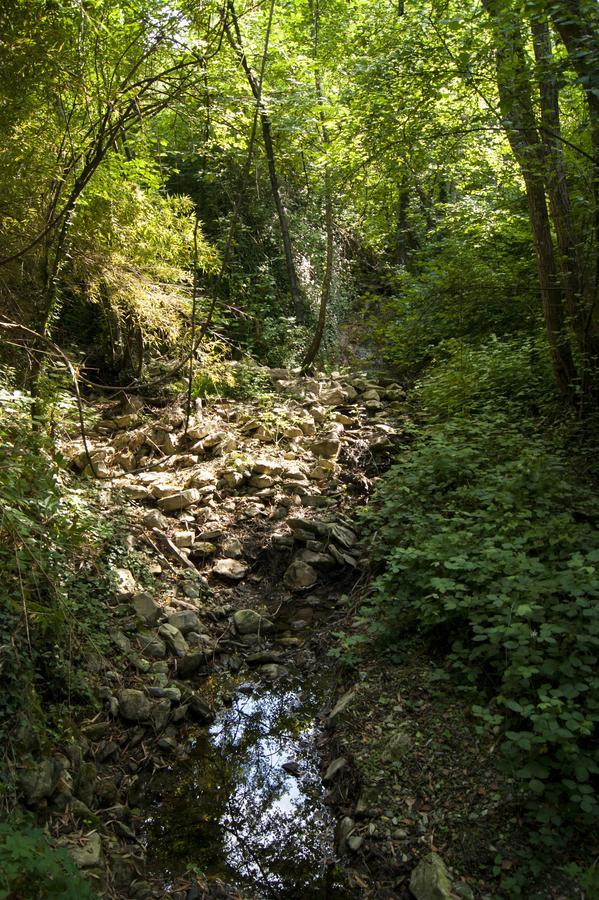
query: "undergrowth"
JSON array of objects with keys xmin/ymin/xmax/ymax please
[
  {"xmin": 352, "ymin": 410, "xmax": 599, "ymax": 839},
  {"xmin": 0, "ymin": 815, "xmax": 95, "ymax": 899},
  {"xmin": 0, "ymin": 382, "xmax": 116, "ymax": 770}
]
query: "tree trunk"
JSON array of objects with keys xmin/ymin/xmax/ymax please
[
  {"xmin": 225, "ymin": 0, "xmax": 305, "ymax": 322},
  {"xmin": 530, "ymin": 12, "xmax": 599, "ymax": 398},
  {"xmin": 482, "ymin": 0, "xmax": 577, "ymax": 398},
  {"xmin": 301, "ymin": 0, "xmax": 334, "ymax": 372}
]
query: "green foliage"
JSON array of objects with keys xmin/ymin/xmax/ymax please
[
  {"xmin": 414, "ymin": 334, "xmax": 555, "ymax": 418},
  {"xmin": 0, "ymin": 817, "xmax": 95, "ymax": 899},
  {"xmin": 359, "ymin": 413, "xmax": 599, "ymax": 828},
  {"xmin": 361, "ymin": 199, "xmax": 538, "ymax": 376},
  {"xmin": 561, "ymin": 862, "xmax": 599, "ymax": 898},
  {"xmin": 0, "ymin": 383, "xmax": 113, "ymax": 744}
]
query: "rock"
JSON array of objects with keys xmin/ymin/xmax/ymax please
[
  {"xmin": 233, "ymin": 609, "xmax": 274, "ymax": 635},
  {"xmin": 323, "ymin": 757, "xmax": 347, "ymax": 783},
  {"xmin": 311, "ymin": 435, "xmax": 341, "ymax": 459},
  {"xmin": 320, "ymin": 386, "xmax": 348, "ymax": 406},
  {"xmin": 118, "ymin": 689, "xmax": 152, "ymax": 722},
  {"xmin": 188, "ymin": 469, "xmax": 216, "ymax": 488},
  {"xmin": 148, "ymin": 686, "xmax": 181, "ymax": 703},
  {"xmin": 410, "ymin": 853, "xmax": 454, "ymax": 900},
  {"xmin": 188, "ymin": 694, "xmax": 216, "ymax": 723},
  {"xmin": 75, "ymin": 761, "xmax": 97, "ymax": 807},
  {"xmin": 253, "ymin": 458, "xmax": 283, "ymax": 476},
  {"xmin": 173, "ymin": 530, "xmax": 195, "ymax": 547},
  {"xmin": 222, "ymin": 537, "xmax": 243, "ymax": 558},
  {"xmin": 336, "ymin": 816, "xmax": 355, "ymax": 854},
  {"xmin": 348, "ymin": 835, "xmax": 364, "ymax": 852},
  {"xmin": 283, "ymin": 559, "xmax": 318, "ymax": 591},
  {"xmin": 176, "ymin": 652, "xmax": 209, "ymax": 678},
  {"xmin": 158, "ymin": 623, "xmax": 189, "ymax": 656},
  {"xmin": 213, "ymin": 558, "xmax": 248, "ymax": 581},
  {"xmin": 328, "ymin": 544, "xmax": 358, "ymax": 567},
  {"xmin": 203, "ymin": 430, "xmax": 227, "ymax": 448},
  {"xmin": 158, "ymin": 488, "xmax": 201, "ymax": 512},
  {"xmin": 362, "ymin": 388, "xmax": 380, "ymax": 401},
  {"xmin": 321, "ymin": 521, "xmax": 357, "ymax": 548},
  {"xmin": 113, "ymin": 567, "xmax": 136, "ymax": 595},
  {"xmin": 122, "ymin": 484, "xmax": 152, "ymax": 500},
  {"xmin": 167, "ymin": 610, "xmax": 201, "ymax": 635},
  {"xmin": 70, "ymin": 832, "xmax": 102, "ymax": 869},
  {"xmin": 247, "ymin": 650, "xmax": 282, "ymax": 665},
  {"xmin": 328, "ymin": 688, "xmax": 356, "ymax": 720},
  {"xmin": 295, "ymin": 548, "xmax": 336, "ymax": 570},
  {"xmin": 19, "ymin": 758, "xmax": 61, "ymax": 805},
  {"xmin": 137, "ymin": 631, "xmax": 166, "ymax": 658},
  {"xmin": 153, "ymin": 698, "xmax": 172, "ymax": 732},
  {"xmin": 260, "ymin": 663, "xmax": 289, "ymax": 680},
  {"xmin": 223, "ymin": 470, "xmax": 244, "ymax": 488},
  {"xmin": 250, "ymin": 474, "xmax": 274, "ymax": 489},
  {"xmin": 110, "ymin": 628, "xmax": 131, "ymax": 652},
  {"xmin": 133, "ymin": 593, "xmax": 161, "ymax": 626},
  {"xmin": 283, "ymin": 425, "xmax": 303, "ymax": 439},
  {"xmin": 191, "ymin": 541, "xmax": 217, "ymax": 556}
]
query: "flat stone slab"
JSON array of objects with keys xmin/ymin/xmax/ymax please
[
  {"xmin": 158, "ymin": 488, "xmax": 200, "ymax": 511},
  {"xmin": 213, "ymin": 558, "xmax": 248, "ymax": 581}
]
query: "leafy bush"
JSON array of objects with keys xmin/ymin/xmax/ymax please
[
  {"xmin": 413, "ymin": 335, "xmax": 555, "ymax": 418},
  {"xmin": 0, "ymin": 384, "xmax": 112, "ymax": 745},
  {"xmin": 359, "ymin": 413, "xmax": 599, "ymax": 828},
  {"xmin": 0, "ymin": 818, "xmax": 95, "ymax": 899},
  {"xmin": 361, "ymin": 198, "xmax": 538, "ymax": 376}
]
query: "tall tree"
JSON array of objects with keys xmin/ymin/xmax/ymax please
[
  {"xmin": 223, "ymin": 0, "xmax": 305, "ymax": 322},
  {"xmin": 482, "ymin": 0, "xmax": 578, "ymax": 397}
]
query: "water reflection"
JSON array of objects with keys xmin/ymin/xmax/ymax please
[{"xmin": 142, "ymin": 672, "xmax": 349, "ymax": 898}]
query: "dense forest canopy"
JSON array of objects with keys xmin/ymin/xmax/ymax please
[
  {"xmin": 1, "ymin": 0, "xmax": 599, "ymax": 897},
  {"xmin": 0, "ymin": 0, "xmax": 596, "ymax": 395}
]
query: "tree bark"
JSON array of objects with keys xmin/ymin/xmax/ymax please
[
  {"xmin": 530, "ymin": 11, "xmax": 599, "ymax": 397},
  {"xmin": 482, "ymin": 0, "xmax": 577, "ymax": 398},
  {"xmin": 546, "ymin": 0, "xmax": 599, "ymax": 378}
]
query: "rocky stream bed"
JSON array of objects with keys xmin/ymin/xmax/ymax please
[{"xmin": 17, "ymin": 367, "xmax": 463, "ymax": 899}]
